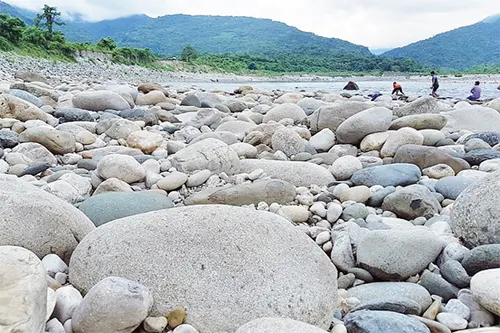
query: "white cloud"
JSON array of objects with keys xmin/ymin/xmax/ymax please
[{"xmin": 4, "ymin": 0, "xmax": 496, "ymax": 48}]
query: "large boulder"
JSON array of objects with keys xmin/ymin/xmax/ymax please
[
  {"xmin": 126, "ymin": 130, "xmax": 164, "ymax": 154},
  {"xmin": 381, "ymin": 128, "xmax": 424, "ymax": 158},
  {"xmin": 351, "ymin": 164, "xmax": 421, "ymax": 187},
  {"xmin": 336, "ymin": 107, "xmax": 393, "ymax": 144},
  {"xmin": 73, "ymin": 91, "xmax": 130, "ymax": 111},
  {"xmin": 236, "ymin": 317, "xmax": 328, "ymax": 333},
  {"xmin": 393, "ymin": 144, "xmax": 470, "ymax": 174},
  {"xmin": 390, "ymin": 114, "xmax": 448, "ymax": 130},
  {"xmin": 309, "ymin": 102, "xmax": 370, "ymax": 133},
  {"xmin": 69, "ymin": 205, "xmax": 338, "ymax": 332},
  {"xmin": 0, "ymin": 175, "xmax": 95, "ymax": 262},
  {"xmin": 19, "ymin": 127, "xmax": 76, "ymax": 154},
  {"xmin": 443, "ymin": 106, "xmax": 500, "ymax": 132},
  {"xmin": 14, "ymin": 70, "xmax": 48, "ymax": 84},
  {"xmin": 357, "ymin": 229, "xmax": 443, "ymax": 280},
  {"xmin": 0, "ymin": 246, "xmax": 47, "ymax": 333},
  {"xmin": 185, "ymin": 179, "xmax": 296, "ymax": 206},
  {"xmin": 393, "ymin": 96, "xmax": 440, "ymax": 117},
  {"xmin": 462, "ymin": 131, "xmax": 500, "ymax": 147},
  {"xmin": 451, "ymin": 170, "xmax": 500, "ymax": 247},
  {"xmin": 12, "ymin": 142, "xmax": 57, "ymax": 165},
  {"xmin": 271, "ymin": 127, "xmax": 307, "ymax": 157},
  {"xmin": 170, "ymin": 138, "xmax": 240, "ymax": 175},
  {"xmin": 0, "ymin": 93, "xmax": 50, "ymax": 122},
  {"xmin": 382, "ymin": 184, "xmax": 441, "ymax": 220},
  {"xmin": 263, "ymin": 103, "xmax": 307, "ymax": 123},
  {"xmin": 96, "ymin": 154, "xmax": 146, "ymax": 184},
  {"xmin": 297, "ymin": 97, "xmax": 326, "ymax": 116},
  {"xmin": 239, "ymin": 159, "xmax": 335, "ymax": 187},
  {"xmin": 470, "ymin": 268, "xmax": 500, "ymax": 316},
  {"xmin": 78, "ymin": 191, "xmax": 174, "ymax": 226}
]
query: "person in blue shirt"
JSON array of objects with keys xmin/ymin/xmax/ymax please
[
  {"xmin": 430, "ymin": 71, "xmax": 439, "ymax": 98},
  {"xmin": 467, "ymin": 81, "xmax": 481, "ymax": 100}
]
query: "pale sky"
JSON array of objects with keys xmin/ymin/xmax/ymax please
[{"xmin": 5, "ymin": 0, "xmax": 498, "ymax": 49}]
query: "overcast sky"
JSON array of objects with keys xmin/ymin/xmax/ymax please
[{"xmin": 5, "ymin": 0, "xmax": 497, "ymax": 49}]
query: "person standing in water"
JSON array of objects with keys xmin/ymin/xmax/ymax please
[
  {"xmin": 430, "ymin": 71, "xmax": 439, "ymax": 98},
  {"xmin": 392, "ymin": 82, "xmax": 405, "ymax": 96},
  {"xmin": 467, "ymin": 81, "xmax": 481, "ymax": 100}
]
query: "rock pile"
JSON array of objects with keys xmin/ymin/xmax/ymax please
[{"xmin": 1, "ymin": 65, "xmax": 500, "ymax": 333}]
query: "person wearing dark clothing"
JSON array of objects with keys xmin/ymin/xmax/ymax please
[
  {"xmin": 430, "ymin": 71, "xmax": 439, "ymax": 97},
  {"xmin": 392, "ymin": 82, "xmax": 404, "ymax": 95}
]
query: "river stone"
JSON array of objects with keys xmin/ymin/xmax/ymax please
[
  {"xmin": 434, "ymin": 176, "xmax": 476, "ymax": 200},
  {"xmin": 419, "ymin": 270, "xmax": 459, "ymax": 302},
  {"xmin": 344, "ymin": 310, "xmax": 431, "ymax": 333},
  {"xmin": 461, "ymin": 245, "xmax": 500, "ymax": 276},
  {"xmin": 357, "ymin": 229, "xmax": 443, "ymax": 280},
  {"xmin": 69, "ymin": 205, "xmax": 338, "ymax": 332},
  {"xmin": 390, "ymin": 114, "xmax": 448, "ymax": 130},
  {"xmin": 96, "ymin": 154, "xmax": 146, "ymax": 184},
  {"xmin": 470, "ymin": 268, "xmax": 500, "ymax": 316},
  {"xmin": 239, "ymin": 159, "xmax": 335, "ymax": 187},
  {"xmin": 14, "ymin": 70, "xmax": 48, "ymax": 83},
  {"xmin": 263, "ymin": 103, "xmax": 307, "ymax": 123},
  {"xmin": 0, "ymin": 246, "xmax": 47, "ymax": 333},
  {"xmin": 6, "ymin": 89, "xmax": 44, "ymax": 107},
  {"xmin": 271, "ymin": 127, "xmax": 307, "ymax": 157},
  {"xmin": 351, "ymin": 164, "xmax": 421, "ymax": 187},
  {"xmin": 235, "ymin": 317, "xmax": 329, "ymax": 333},
  {"xmin": 71, "ymin": 277, "xmax": 153, "ymax": 333},
  {"xmin": 80, "ymin": 146, "xmax": 144, "ymax": 162},
  {"xmin": 105, "ymin": 119, "xmax": 142, "ymax": 140},
  {"xmin": 127, "ymin": 130, "xmax": 164, "ymax": 154},
  {"xmin": 450, "ymin": 171, "xmax": 500, "ymax": 247},
  {"xmin": 309, "ymin": 101, "xmax": 371, "ymax": 133},
  {"xmin": 0, "ymin": 129, "xmax": 19, "ymax": 148},
  {"xmin": 119, "ymin": 109, "xmax": 158, "ymax": 126},
  {"xmin": 394, "ymin": 96, "xmax": 440, "ymax": 117},
  {"xmin": 440, "ymin": 260, "xmax": 471, "ymax": 288},
  {"xmin": 443, "ymin": 106, "xmax": 500, "ymax": 132},
  {"xmin": 0, "ymin": 175, "xmax": 94, "ymax": 262},
  {"xmin": 54, "ymin": 108, "xmax": 94, "ymax": 122},
  {"xmin": 382, "ymin": 185, "xmax": 441, "ymax": 220},
  {"xmin": 137, "ymin": 90, "xmax": 168, "ymax": 105},
  {"xmin": 336, "ymin": 107, "xmax": 393, "ymax": 144},
  {"xmin": 464, "ymin": 149, "xmax": 500, "ymax": 165},
  {"xmin": 298, "ymin": 97, "xmax": 326, "ymax": 116},
  {"xmin": 347, "ymin": 282, "xmax": 432, "ymax": 312},
  {"xmin": 78, "ymin": 191, "xmax": 174, "ymax": 226},
  {"xmin": 381, "ymin": 127, "xmax": 424, "ymax": 158},
  {"xmin": 19, "ymin": 127, "xmax": 76, "ymax": 154},
  {"xmin": 351, "ymin": 297, "xmax": 422, "ymax": 315},
  {"xmin": 0, "ymin": 93, "xmax": 50, "ymax": 122},
  {"xmin": 171, "ymin": 138, "xmax": 240, "ymax": 175},
  {"xmin": 393, "ymin": 144, "xmax": 470, "ymax": 174},
  {"xmin": 463, "ymin": 132, "xmax": 500, "ymax": 147},
  {"xmin": 73, "ymin": 90, "xmax": 130, "ymax": 111},
  {"xmin": 12, "ymin": 142, "xmax": 57, "ymax": 165},
  {"xmin": 185, "ymin": 179, "xmax": 296, "ymax": 206}
]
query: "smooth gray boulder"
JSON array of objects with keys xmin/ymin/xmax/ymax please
[
  {"xmin": 394, "ymin": 96, "xmax": 440, "ymax": 117},
  {"xmin": 78, "ymin": 191, "xmax": 174, "ymax": 226},
  {"xmin": 357, "ymin": 229, "xmax": 443, "ymax": 280},
  {"xmin": 236, "ymin": 317, "xmax": 328, "ymax": 333},
  {"xmin": 461, "ymin": 245, "xmax": 500, "ymax": 276},
  {"xmin": 435, "ymin": 176, "xmax": 476, "ymax": 200},
  {"xmin": 263, "ymin": 103, "xmax": 307, "ymax": 123},
  {"xmin": 451, "ymin": 171, "xmax": 500, "ymax": 247},
  {"xmin": 185, "ymin": 179, "xmax": 296, "ymax": 206},
  {"xmin": 351, "ymin": 164, "xmax": 421, "ymax": 187},
  {"xmin": 171, "ymin": 138, "xmax": 240, "ymax": 175},
  {"xmin": 443, "ymin": 106, "xmax": 500, "ymax": 132},
  {"xmin": 73, "ymin": 90, "xmax": 129, "ymax": 111},
  {"xmin": 239, "ymin": 159, "xmax": 335, "ymax": 187},
  {"xmin": 336, "ymin": 107, "xmax": 393, "ymax": 144},
  {"xmin": 390, "ymin": 114, "xmax": 448, "ymax": 130},
  {"xmin": 0, "ymin": 175, "xmax": 95, "ymax": 262},
  {"xmin": 344, "ymin": 310, "xmax": 431, "ymax": 333},
  {"xmin": 69, "ymin": 205, "xmax": 338, "ymax": 333},
  {"xmin": 309, "ymin": 101, "xmax": 371, "ymax": 133},
  {"xmin": 71, "ymin": 277, "xmax": 153, "ymax": 333},
  {"xmin": 382, "ymin": 185, "xmax": 441, "ymax": 220}
]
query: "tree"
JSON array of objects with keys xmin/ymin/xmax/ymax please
[
  {"xmin": 34, "ymin": 4, "xmax": 64, "ymax": 36},
  {"xmin": 247, "ymin": 62, "xmax": 257, "ymax": 70},
  {"xmin": 181, "ymin": 45, "xmax": 198, "ymax": 62},
  {"xmin": 0, "ymin": 14, "xmax": 26, "ymax": 43},
  {"xmin": 97, "ymin": 37, "xmax": 117, "ymax": 51}
]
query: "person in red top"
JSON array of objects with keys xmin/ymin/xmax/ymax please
[{"xmin": 392, "ymin": 82, "xmax": 405, "ymax": 96}]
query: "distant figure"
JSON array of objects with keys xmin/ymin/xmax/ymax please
[
  {"xmin": 467, "ymin": 81, "xmax": 481, "ymax": 100},
  {"xmin": 370, "ymin": 92, "xmax": 382, "ymax": 101},
  {"xmin": 392, "ymin": 82, "xmax": 405, "ymax": 96},
  {"xmin": 430, "ymin": 71, "xmax": 439, "ymax": 97}
]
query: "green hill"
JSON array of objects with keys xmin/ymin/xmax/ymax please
[
  {"xmin": 0, "ymin": 0, "xmax": 35, "ymax": 24},
  {"xmin": 382, "ymin": 15, "xmax": 500, "ymax": 70},
  {"xmin": 59, "ymin": 14, "xmax": 371, "ymax": 57}
]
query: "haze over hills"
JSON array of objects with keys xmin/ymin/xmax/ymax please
[{"xmin": 382, "ymin": 14, "xmax": 500, "ymax": 70}]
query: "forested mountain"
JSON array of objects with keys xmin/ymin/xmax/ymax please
[
  {"xmin": 382, "ymin": 15, "xmax": 500, "ymax": 70},
  {"xmin": 58, "ymin": 14, "xmax": 371, "ymax": 57},
  {"xmin": 0, "ymin": 0, "xmax": 35, "ymax": 24}
]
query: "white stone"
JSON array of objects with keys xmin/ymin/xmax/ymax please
[
  {"xmin": 46, "ymin": 318, "xmax": 66, "ymax": 333},
  {"xmin": 470, "ymin": 268, "xmax": 500, "ymax": 316},
  {"xmin": 0, "ymin": 246, "xmax": 47, "ymax": 333},
  {"xmin": 47, "ymin": 288, "xmax": 57, "ymax": 321},
  {"xmin": 97, "ymin": 154, "xmax": 146, "ymax": 184},
  {"xmin": 327, "ymin": 203, "xmax": 343, "ymax": 223},
  {"xmin": 329, "ymin": 156, "xmax": 363, "ymax": 181},
  {"xmin": 173, "ymin": 324, "xmax": 199, "ymax": 333},
  {"xmin": 436, "ymin": 312, "xmax": 468, "ymax": 331},
  {"xmin": 445, "ymin": 299, "xmax": 471, "ymax": 320},
  {"xmin": 157, "ymin": 172, "xmax": 188, "ymax": 191},
  {"xmin": 310, "ymin": 202, "xmax": 327, "ymax": 218},
  {"xmin": 309, "ymin": 128, "xmax": 336, "ymax": 151},
  {"xmin": 316, "ymin": 231, "xmax": 331, "ymax": 245},
  {"xmin": 53, "ymin": 286, "xmax": 83, "ymax": 323},
  {"xmin": 186, "ymin": 169, "xmax": 212, "ymax": 187},
  {"xmin": 42, "ymin": 254, "xmax": 68, "ymax": 278}
]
